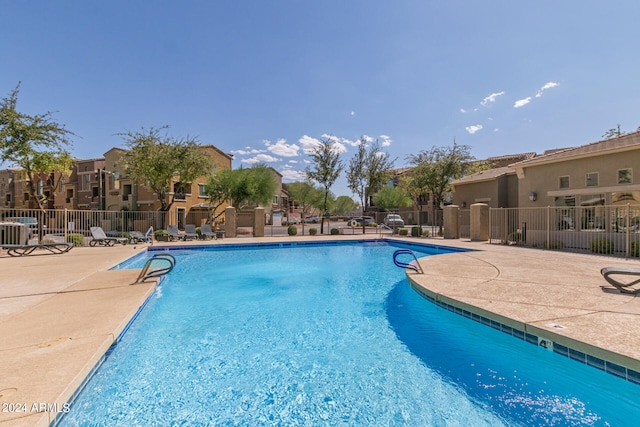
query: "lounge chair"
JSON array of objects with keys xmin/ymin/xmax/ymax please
[
  {"xmin": 2, "ymin": 242, "xmax": 73, "ymax": 257},
  {"xmin": 129, "ymin": 227, "xmax": 153, "ymax": 244},
  {"xmin": 184, "ymin": 224, "xmax": 199, "ymax": 240},
  {"xmin": 200, "ymin": 224, "xmax": 216, "ymax": 240},
  {"xmin": 89, "ymin": 226, "xmax": 128, "ymax": 247},
  {"xmin": 167, "ymin": 225, "xmax": 184, "ymax": 241},
  {"xmin": 601, "ymin": 267, "xmax": 640, "ymax": 294}
]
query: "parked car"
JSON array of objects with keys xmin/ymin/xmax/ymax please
[
  {"xmin": 348, "ymin": 216, "xmax": 375, "ymax": 226},
  {"xmin": 303, "ymin": 216, "xmax": 320, "ymax": 223},
  {"xmin": 384, "ymin": 214, "xmax": 404, "ymax": 227}
]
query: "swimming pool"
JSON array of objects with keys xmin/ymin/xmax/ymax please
[{"xmin": 59, "ymin": 241, "xmax": 639, "ymax": 426}]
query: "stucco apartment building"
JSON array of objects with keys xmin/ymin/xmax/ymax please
[
  {"xmin": 452, "ymin": 131, "xmax": 640, "ymax": 213},
  {"xmin": 102, "ymin": 145, "xmax": 233, "ymax": 228},
  {"xmin": 0, "ymin": 144, "xmax": 234, "ymax": 230}
]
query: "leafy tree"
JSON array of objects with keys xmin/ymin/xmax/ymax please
[
  {"xmin": 287, "ymin": 181, "xmax": 323, "ymax": 232},
  {"xmin": 406, "ymin": 141, "xmax": 474, "ymax": 228},
  {"xmin": 0, "ymin": 84, "xmax": 74, "ymax": 235},
  {"xmin": 306, "ymin": 137, "xmax": 344, "ymax": 233},
  {"xmin": 346, "ymin": 137, "xmax": 395, "ymax": 232},
  {"xmin": 602, "ymin": 124, "xmax": 624, "ymax": 139},
  {"xmin": 332, "ymin": 195, "xmax": 359, "ymax": 216},
  {"xmin": 204, "ymin": 164, "xmax": 277, "ymax": 219},
  {"xmin": 372, "ymin": 185, "xmax": 412, "ymax": 211},
  {"xmin": 119, "ymin": 126, "xmax": 213, "ymax": 212}
]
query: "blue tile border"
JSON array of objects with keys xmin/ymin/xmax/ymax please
[
  {"xmin": 50, "ymin": 278, "xmax": 162, "ymax": 427},
  {"xmin": 410, "ymin": 283, "xmax": 640, "ymax": 386}
]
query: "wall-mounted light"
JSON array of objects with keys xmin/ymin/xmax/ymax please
[
  {"xmin": 529, "ymin": 192, "xmax": 537, "ymax": 202},
  {"xmin": 461, "ymin": 201, "xmax": 467, "ymax": 208}
]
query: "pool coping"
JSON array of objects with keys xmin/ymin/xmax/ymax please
[{"xmin": 405, "ymin": 243, "xmax": 640, "ymax": 385}]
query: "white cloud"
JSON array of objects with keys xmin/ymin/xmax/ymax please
[
  {"xmin": 241, "ymin": 154, "xmax": 280, "ymax": 164},
  {"xmin": 514, "ymin": 97, "xmax": 532, "ymax": 108},
  {"xmin": 230, "ymin": 147, "xmax": 265, "ymax": 155},
  {"xmin": 380, "ymin": 135, "xmax": 392, "ymax": 147},
  {"xmin": 350, "ymin": 111, "xmax": 355, "ymax": 116},
  {"xmin": 265, "ymin": 138, "xmax": 299, "ymax": 157},
  {"xmin": 298, "ymin": 135, "xmax": 321, "ymax": 154},
  {"xmin": 460, "ymin": 108, "xmax": 467, "ymax": 113},
  {"xmin": 289, "ymin": 160, "xmax": 298, "ymax": 164},
  {"xmin": 465, "ymin": 124, "xmax": 483, "ymax": 134},
  {"xmin": 536, "ymin": 81, "xmax": 559, "ymax": 98},
  {"xmin": 279, "ymin": 168, "xmax": 307, "ymax": 181},
  {"xmin": 481, "ymin": 91, "xmax": 505, "ymax": 106}
]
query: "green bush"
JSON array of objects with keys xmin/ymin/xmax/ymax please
[
  {"xmin": 309, "ymin": 228, "xmax": 318, "ymax": 236},
  {"xmin": 630, "ymin": 241, "xmax": 639, "ymax": 257},
  {"xmin": 154, "ymin": 229, "xmax": 167, "ymax": 239},
  {"xmin": 398, "ymin": 228, "xmax": 409, "ymax": 236},
  {"xmin": 507, "ymin": 231, "xmax": 523, "ymax": 245},
  {"xmin": 411, "ymin": 226, "xmax": 422, "ymax": 237},
  {"xmin": 591, "ymin": 237, "xmax": 614, "ymax": 254},
  {"xmin": 330, "ymin": 228, "xmax": 340, "ymax": 235},
  {"xmin": 369, "ymin": 222, "xmax": 377, "ymax": 227},
  {"xmin": 66, "ymin": 233, "xmax": 85, "ymax": 247},
  {"xmin": 287, "ymin": 225, "xmax": 298, "ymax": 236}
]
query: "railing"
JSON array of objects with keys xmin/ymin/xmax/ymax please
[
  {"xmin": 489, "ymin": 204, "xmax": 640, "ymax": 258},
  {"xmin": 0, "ymin": 208, "xmax": 170, "ymax": 245},
  {"xmin": 393, "ymin": 249, "xmax": 425, "ymax": 273},
  {"xmin": 133, "ymin": 253, "xmax": 176, "ymax": 284}
]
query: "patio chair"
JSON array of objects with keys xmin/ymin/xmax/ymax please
[
  {"xmin": 601, "ymin": 267, "xmax": 640, "ymax": 294},
  {"xmin": 2, "ymin": 242, "xmax": 73, "ymax": 257},
  {"xmin": 89, "ymin": 226, "xmax": 128, "ymax": 247},
  {"xmin": 184, "ymin": 224, "xmax": 199, "ymax": 240},
  {"xmin": 129, "ymin": 227, "xmax": 153, "ymax": 244},
  {"xmin": 167, "ymin": 225, "xmax": 185, "ymax": 241},
  {"xmin": 200, "ymin": 224, "xmax": 216, "ymax": 240},
  {"xmin": 216, "ymin": 224, "xmax": 225, "ymax": 239}
]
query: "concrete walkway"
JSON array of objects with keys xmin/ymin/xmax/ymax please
[{"xmin": 1, "ymin": 237, "xmax": 639, "ymax": 426}]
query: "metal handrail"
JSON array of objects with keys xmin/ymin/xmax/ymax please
[
  {"xmin": 393, "ymin": 249, "xmax": 424, "ymax": 274},
  {"xmin": 133, "ymin": 253, "xmax": 176, "ymax": 284}
]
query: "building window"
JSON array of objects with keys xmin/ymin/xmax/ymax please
[
  {"xmin": 273, "ymin": 195, "xmax": 278, "ymax": 204},
  {"xmin": 618, "ymin": 168, "xmax": 633, "ymax": 185},
  {"xmin": 198, "ymin": 184, "xmax": 207, "ymax": 197},
  {"xmin": 559, "ymin": 176, "xmax": 569, "ymax": 189},
  {"xmin": 586, "ymin": 172, "xmax": 598, "ymax": 187}
]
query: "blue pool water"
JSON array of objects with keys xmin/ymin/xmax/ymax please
[{"xmin": 60, "ymin": 242, "xmax": 639, "ymax": 426}]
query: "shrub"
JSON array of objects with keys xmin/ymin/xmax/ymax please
[
  {"xmin": 591, "ymin": 237, "xmax": 614, "ymax": 254},
  {"xmin": 154, "ymin": 229, "xmax": 167, "ymax": 239},
  {"xmin": 398, "ymin": 228, "xmax": 409, "ymax": 236},
  {"xmin": 507, "ymin": 231, "xmax": 523, "ymax": 245},
  {"xmin": 309, "ymin": 228, "xmax": 318, "ymax": 236},
  {"xmin": 41, "ymin": 238, "xmax": 55, "ymax": 244},
  {"xmin": 369, "ymin": 222, "xmax": 377, "ymax": 227},
  {"xmin": 330, "ymin": 228, "xmax": 340, "ymax": 235},
  {"xmin": 287, "ymin": 225, "xmax": 298, "ymax": 236},
  {"xmin": 411, "ymin": 226, "xmax": 422, "ymax": 237},
  {"xmin": 421, "ymin": 229, "xmax": 430, "ymax": 237},
  {"xmin": 66, "ymin": 233, "xmax": 85, "ymax": 247},
  {"xmin": 630, "ymin": 241, "xmax": 639, "ymax": 257}
]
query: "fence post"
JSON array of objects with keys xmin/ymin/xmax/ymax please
[
  {"xmin": 546, "ymin": 206, "xmax": 551, "ymax": 249},
  {"xmin": 64, "ymin": 208, "xmax": 68, "ymax": 243},
  {"xmin": 626, "ymin": 204, "xmax": 631, "ymax": 257},
  {"xmin": 443, "ymin": 205, "xmax": 459, "ymax": 239},
  {"xmin": 470, "ymin": 203, "xmax": 489, "ymax": 241}
]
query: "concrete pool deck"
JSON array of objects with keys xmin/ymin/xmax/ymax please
[{"xmin": 1, "ymin": 236, "xmax": 639, "ymax": 426}]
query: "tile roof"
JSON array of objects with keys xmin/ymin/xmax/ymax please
[
  {"xmin": 451, "ymin": 166, "xmax": 514, "ymax": 185},
  {"xmin": 511, "ymin": 130, "xmax": 640, "ymax": 167}
]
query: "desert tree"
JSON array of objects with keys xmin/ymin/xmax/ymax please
[
  {"xmin": 346, "ymin": 137, "xmax": 395, "ymax": 232},
  {"xmin": 0, "ymin": 84, "xmax": 74, "ymax": 236},
  {"xmin": 119, "ymin": 126, "xmax": 212, "ymax": 212},
  {"xmin": 306, "ymin": 137, "xmax": 344, "ymax": 233}
]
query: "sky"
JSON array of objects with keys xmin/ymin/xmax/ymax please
[{"xmin": 2, "ymin": 1, "xmax": 640, "ymax": 197}]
